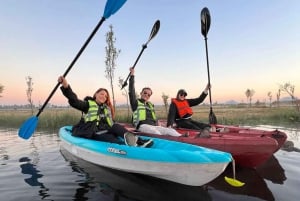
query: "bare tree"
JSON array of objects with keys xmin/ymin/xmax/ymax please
[
  {"xmin": 279, "ymin": 82, "xmax": 299, "ymax": 112},
  {"xmin": 267, "ymin": 91, "xmax": 272, "ymax": 107},
  {"xmin": 105, "ymin": 24, "xmax": 121, "ymax": 112},
  {"xmin": 26, "ymin": 76, "xmax": 34, "ymax": 115},
  {"xmin": 276, "ymin": 89, "xmax": 281, "ymax": 107},
  {"xmin": 0, "ymin": 84, "xmax": 4, "ymax": 98},
  {"xmin": 245, "ymin": 89, "xmax": 255, "ymax": 107},
  {"xmin": 118, "ymin": 77, "xmax": 130, "ymax": 121},
  {"xmin": 161, "ymin": 93, "xmax": 169, "ymax": 114}
]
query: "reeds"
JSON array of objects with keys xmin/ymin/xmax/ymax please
[{"xmin": 1, "ymin": 105, "xmax": 299, "ymax": 131}]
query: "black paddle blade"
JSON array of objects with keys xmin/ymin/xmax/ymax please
[
  {"xmin": 201, "ymin": 7, "xmax": 211, "ymax": 38},
  {"xmin": 121, "ymin": 20, "xmax": 160, "ymax": 90},
  {"xmin": 209, "ymin": 108, "xmax": 217, "ymax": 124},
  {"xmin": 147, "ymin": 20, "xmax": 160, "ymax": 43}
]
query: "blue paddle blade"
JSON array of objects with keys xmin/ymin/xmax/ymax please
[
  {"xmin": 103, "ymin": 0, "xmax": 127, "ymax": 19},
  {"xmin": 18, "ymin": 116, "xmax": 39, "ymax": 140}
]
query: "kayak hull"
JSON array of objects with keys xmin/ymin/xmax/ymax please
[
  {"xmin": 59, "ymin": 126, "xmax": 231, "ymax": 186},
  {"xmin": 122, "ymin": 123, "xmax": 283, "ymax": 168}
]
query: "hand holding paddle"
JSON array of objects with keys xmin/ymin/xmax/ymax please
[
  {"xmin": 200, "ymin": 7, "xmax": 217, "ymax": 124},
  {"xmin": 18, "ymin": 0, "xmax": 127, "ymax": 140},
  {"xmin": 121, "ymin": 20, "xmax": 160, "ymax": 89}
]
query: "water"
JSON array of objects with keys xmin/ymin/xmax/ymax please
[{"xmin": 0, "ymin": 126, "xmax": 299, "ymax": 201}]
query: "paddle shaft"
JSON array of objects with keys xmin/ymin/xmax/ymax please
[
  {"xmin": 121, "ymin": 44, "xmax": 147, "ymax": 89},
  {"xmin": 36, "ymin": 17, "xmax": 106, "ymax": 117},
  {"xmin": 204, "ymin": 36, "xmax": 213, "ymax": 107}
]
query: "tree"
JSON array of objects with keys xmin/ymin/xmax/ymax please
[
  {"xmin": 279, "ymin": 82, "xmax": 299, "ymax": 112},
  {"xmin": 26, "ymin": 76, "xmax": 34, "ymax": 115},
  {"xmin": 276, "ymin": 89, "xmax": 281, "ymax": 107},
  {"xmin": 105, "ymin": 24, "xmax": 121, "ymax": 112},
  {"xmin": 267, "ymin": 91, "xmax": 272, "ymax": 107},
  {"xmin": 245, "ymin": 89, "xmax": 255, "ymax": 107},
  {"xmin": 161, "ymin": 93, "xmax": 169, "ymax": 114},
  {"xmin": 0, "ymin": 84, "xmax": 4, "ymax": 98},
  {"xmin": 118, "ymin": 77, "xmax": 130, "ymax": 121}
]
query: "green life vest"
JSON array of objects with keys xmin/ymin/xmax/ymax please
[
  {"xmin": 84, "ymin": 100, "xmax": 113, "ymax": 127},
  {"xmin": 132, "ymin": 100, "xmax": 156, "ymax": 127}
]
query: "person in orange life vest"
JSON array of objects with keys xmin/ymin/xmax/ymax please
[
  {"xmin": 128, "ymin": 67, "xmax": 182, "ymax": 137},
  {"xmin": 166, "ymin": 84, "xmax": 212, "ymax": 132}
]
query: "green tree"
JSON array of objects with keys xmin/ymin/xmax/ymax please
[
  {"xmin": 105, "ymin": 24, "xmax": 121, "ymax": 112},
  {"xmin": 26, "ymin": 76, "xmax": 34, "ymax": 115},
  {"xmin": 0, "ymin": 84, "xmax": 4, "ymax": 98}
]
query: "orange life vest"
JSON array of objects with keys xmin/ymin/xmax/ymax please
[{"xmin": 172, "ymin": 98, "xmax": 193, "ymax": 118}]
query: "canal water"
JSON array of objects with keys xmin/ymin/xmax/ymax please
[{"xmin": 0, "ymin": 125, "xmax": 299, "ymax": 201}]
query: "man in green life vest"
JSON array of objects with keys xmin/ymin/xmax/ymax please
[{"xmin": 128, "ymin": 67, "xmax": 182, "ymax": 136}]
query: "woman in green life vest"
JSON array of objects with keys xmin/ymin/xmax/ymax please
[{"xmin": 58, "ymin": 76, "xmax": 153, "ymax": 147}]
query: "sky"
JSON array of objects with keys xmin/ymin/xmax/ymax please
[{"xmin": 1, "ymin": 0, "xmax": 299, "ymax": 106}]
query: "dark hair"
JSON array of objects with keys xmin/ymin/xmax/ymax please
[
  {"xmin": 176, "ymin": 89, "xmax": 187, "ymax": 99},
  {"xmin": 141, "ymin": 87, "xmax": 153, "ymax": 95}
]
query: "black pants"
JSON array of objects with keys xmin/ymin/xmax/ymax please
[
  {"xmin": 92, "ymin": 123, "xmax": 128, "ymax": 144},
  {"xmin": 175, "ymin": 118, "xmax": 210, "ymax": 130}
]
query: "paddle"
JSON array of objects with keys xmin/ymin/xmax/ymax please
[
  {"xmin": 18, "ymin": 0, "xmax": 127, "ymax": 140},
  {"xmin": 225, "ymin": 157, "xmax": 245, "ymax": 187},
  {"xmin": 200, "ymin": 7, "xmax": 244, "ymax": 187},
  {"xmin": 121, "ymin": 20, "xmax": 160, "ymax": 89},
  {"xmin": 200, "ymin": 7, "xmax": 217, "ymax": 124}
]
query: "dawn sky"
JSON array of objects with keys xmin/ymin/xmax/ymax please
[{"xmin": 1, "ymin": 0, "xmax": 299, "ymax": 106}]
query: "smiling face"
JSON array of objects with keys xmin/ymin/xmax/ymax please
[
  {"xmin": 176, "ymin": 89, "xmax": 187, "ymax": 100},
  {"xmin": 94, "ymin": 89, "xmax": 108, "ymax": 104},
  {"xmin": 178, "ymin": 92, "xmax": 187, "ymax": 100},
  {"xmin": 140, "ymin": 87, "xmax": 152, "ymax": 101}
]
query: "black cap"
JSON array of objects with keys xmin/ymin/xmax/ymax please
[{"xmin": 177, "ymin": 89, "xmax": 187, "ymax": 97}]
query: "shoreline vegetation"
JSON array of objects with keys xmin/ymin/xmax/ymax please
[{"xmin": 1, "ymin": 105, "xmax": 300, "ymax": 132}]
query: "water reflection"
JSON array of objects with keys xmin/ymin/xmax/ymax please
[
  {"xmin": 256, "ymin": 155, "xmax": 286, "ymax": 184},
  {"xmin": 208, "ymin": 165, "xmax": 274, "ymax": 200},
  {"xmin": 18, "ymin": 136, "xmax": 51, "ymax": 200},
  {"xmin": 60, "ymin": 148, "xmax": 212, "ymax": 201},
  {"xmin": 19, "ymin": 157, "xmax": 44, "ymax": 187},
  {"xmin": 207, "ymin": 154, "xmax": 286, "ymax": 201}
]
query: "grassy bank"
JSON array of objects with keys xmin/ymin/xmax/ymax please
[{"xmin": 1, "ymin": 105, "xmax": 299, "ymax": 132}]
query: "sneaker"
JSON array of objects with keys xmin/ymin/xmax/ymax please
[
  {"xmin": 124, "ymin": 132, "xmax": 138, "ymax": 146},
  {"xmin": 137, "ymin": 138, "xmax": 154, "ymax": 148}
]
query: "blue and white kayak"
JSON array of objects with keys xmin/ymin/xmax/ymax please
[{"xmin": 59, "ymin": 126, "xmax": 232, "ymax": 186}]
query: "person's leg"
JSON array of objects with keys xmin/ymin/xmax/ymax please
[
  {"xmin": 111, "ymin": 123, "xmax": 153, "ymax": 147},
  {"xmin": 92, "ymin": 133, "xmax": 123, "ymax": 144},
  {"xmin": 155, "ymin": 126, "xmax": 181, "ymax": 137},
  {"xmin": 108, "ymin": 123, "xmax": 128, "ymax": 138},
  {"xmin": 138, "ymin": 124, "xmax": 161, "ymax": 134},
  {"xmin": 190, "ymin": 119, "xmax": 211, "ymax": 130},
  {"xmin": 176, "ymin": 119, "xmax": 202, "ymax": 130}
]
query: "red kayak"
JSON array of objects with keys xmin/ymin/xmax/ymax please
[
  {"xmin": 121, "ymin": 123, "xmax": 286, "ymax": 168},
  {"xmin": 158, "ymin": 120, "xmax": 287, "ymax": 152},
  {"xmin": 212, "ymin": 124, "xmax": 287, "ymax": 152}
]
